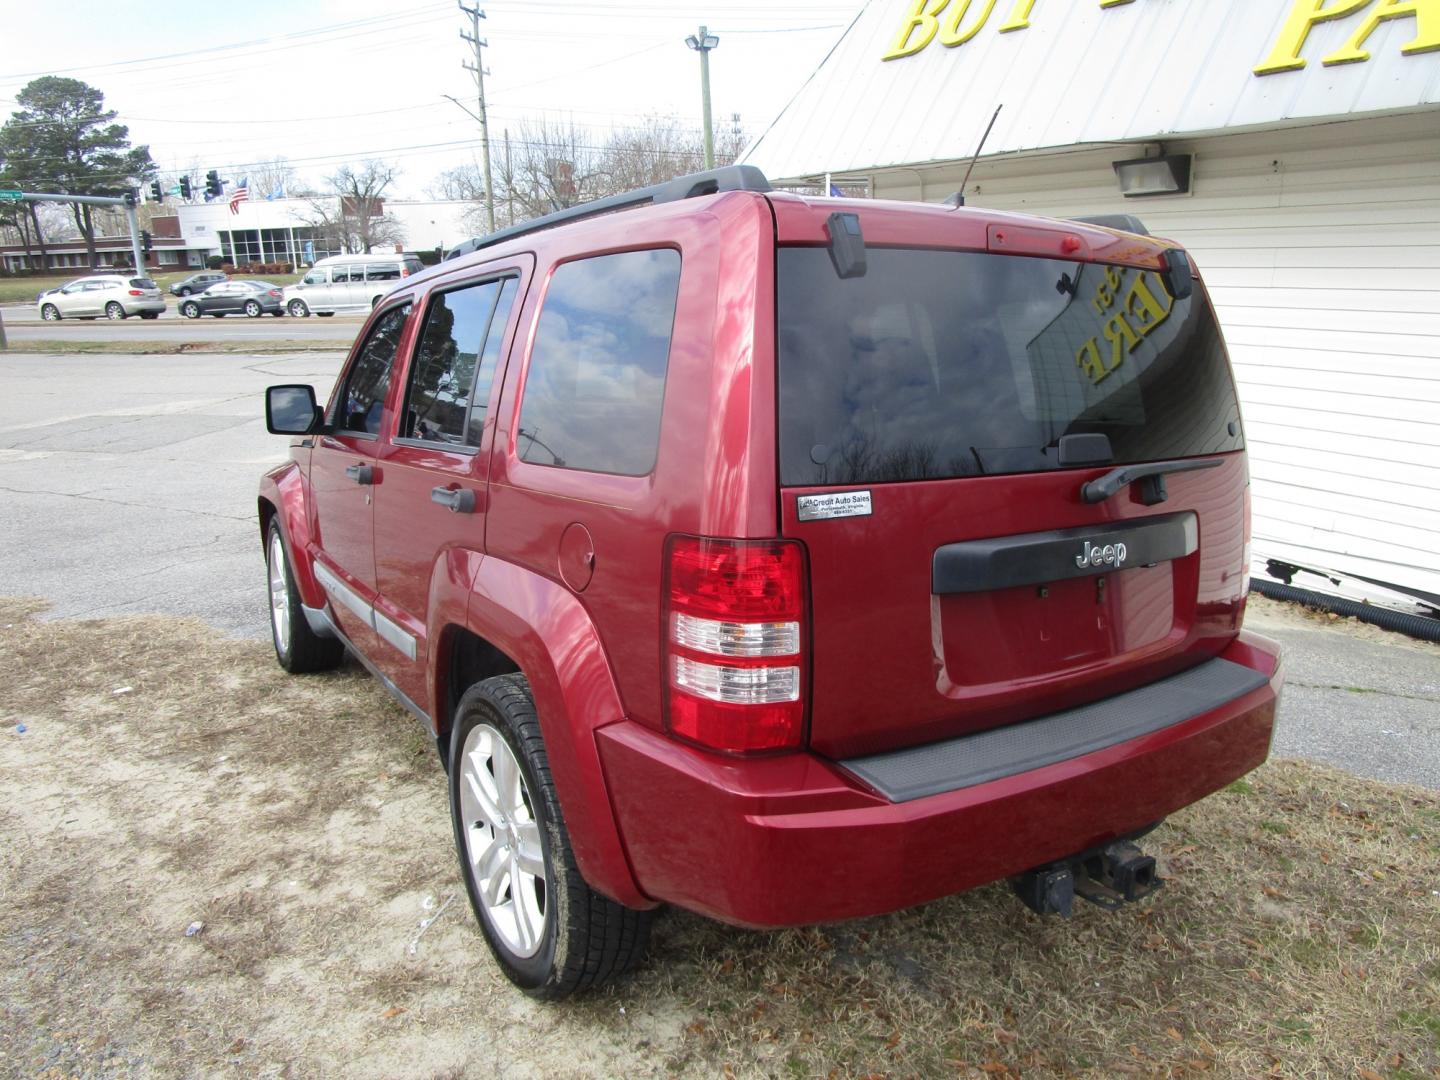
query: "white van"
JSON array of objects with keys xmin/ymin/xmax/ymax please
[{"xmin": 283, "ymin": 253, "xmax": 425, "ymax": 317}]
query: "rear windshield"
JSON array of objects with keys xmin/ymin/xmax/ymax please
[
  {"xmin": 131, "ymin": 278, "xmax": 157, "ymax": 289},
  {"xmin": 777, "ymin": 247, "xmax": 1243, "ymax": 486}
]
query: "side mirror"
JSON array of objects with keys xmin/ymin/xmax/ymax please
[{"xmin": 266, "ymin": 384, "xmax": 321, "ymax": 435}]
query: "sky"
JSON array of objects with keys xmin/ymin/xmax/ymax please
[{"xmin": 0, "ymin": 0, "xmax": 866, "ymax": 199}]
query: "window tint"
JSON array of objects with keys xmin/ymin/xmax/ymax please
[
  {"xmin": 777, "ymin": 248, "xmax": 1243, "ymax": 485},
  {"xmin": 335, "ymin": 304, "xmax": 410, "ymax": 436},
  {"xmin": 401, "ymin": 277, "xmax": 514, "ymax": 445},
  {"xmin": 518, "ymin": 249, "xmax": 680, "ymax": 475},
  {"xmin": 366, "ymin": 263, "xmax": 402, "ymax": 281},
  {"xmin": 331, "ymin": 266, "xmax": 352, "ymax": 284},
  {"xmin": 131, "ymin": 278, "xmax": 156, "ymax": 289}
]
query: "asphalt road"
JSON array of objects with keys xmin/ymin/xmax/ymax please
[
  {"xmin": 1, "ymin": 348, "xmax": 1436, "ymax": 790},
  {"xmin": 0, "ymin": 302, "xmax": 363, "ymax": 342}
]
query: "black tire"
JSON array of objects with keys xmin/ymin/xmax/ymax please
[
  {"xmin": 449, "ymin": 675, "xmax": 652, "ymax": 999},
  {"xmin": 178, "ymin": 287, "xmax": 192, "ymax": 296},
  {"xmin": 287, "ymin": 299, "xmax": 309, "ymax": 317},
  {"xmin": 140, "ymin": 311, "xmax": 159, "ymax": 320},
  {"xmin": 244, "ymin": 300, "xmax": 262, "ymax": 318},
  {"xmin": 265, "ymin": 520, "xmax": 343, "ymax": 674},
  {"xmin": 40, "ymin": 304, "xmax": 60, "ymax": 322},
  {"xmin": 212, "ymin": 312, "xmax": 226, "ymax": 318},
  {"xmin": 181, "ymin": 302, "xmax": 200, "ymax": 319},
  {"xmin": 316, "ymin": 311, "xmax": 334, "ymax": 317},
  {"xmin": 105, "ymin": 301, "xmax": 126, "ymax": 320}
]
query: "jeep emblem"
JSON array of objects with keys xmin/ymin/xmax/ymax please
[{"xmin": 1076, "ymin": 540, "xmax": 1127, "ymax": 569}]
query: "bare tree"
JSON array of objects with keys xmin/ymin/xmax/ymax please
[
  {"xmin": 432, "ymin": 113, "xmax": 749, "ymax": 243},
  {"xmin": 599, "ymin": 116, "xmax": 707, "ymax": 192},
  {"xmin": 493, "ymin": 117, "xmax": 605, "ymax": 223},
  {"xmin": 302, "ymin": 160, "xmax": 405, "ymax": 254},
  {"xmin": 249, "ymin": 157, "xmax": 298, "ymax": 201}
]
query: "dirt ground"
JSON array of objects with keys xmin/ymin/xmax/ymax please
[{"xmin": 2, "ymin": 596, "xmax": 1438, "ymax": 1080}]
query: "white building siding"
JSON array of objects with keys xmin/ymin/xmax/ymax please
[
  {"xmin": 743, "ymin": 0, "xmax": 1440, "ymax": 181},
  {"xmin": 867, "ymin": 112, "xmax": 1440, "ymax": 601}
]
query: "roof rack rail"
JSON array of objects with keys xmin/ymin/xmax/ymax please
[
  {"xmin": 1070, "ymin": 213, "xmax": 1150, "ymax": 236},
  {"xmin": 444, "ymin": 164, "xmax": 772, "ymax": 261}
]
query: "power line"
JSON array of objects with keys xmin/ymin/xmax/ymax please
[{"xmin": 0, "ymin": 4, "xmax": 452, "ymax": 80}]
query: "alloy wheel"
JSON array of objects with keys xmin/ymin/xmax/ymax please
[
  {"xmin": 458, "ymin": 723, "xmax": 548, "ymax": 958},
  {"xmin": 267, "ymin": 531, "xmax": 290, "ymax": 656}
]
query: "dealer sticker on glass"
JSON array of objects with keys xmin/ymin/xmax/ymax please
[{"xmin": 796, "ymin": 490, "xmax": 873, "ymax": 522}]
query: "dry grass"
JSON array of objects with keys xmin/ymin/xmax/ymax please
[{"xmin": 1, "ymin": 596, "xmax": 1436, "ymax": 1079}]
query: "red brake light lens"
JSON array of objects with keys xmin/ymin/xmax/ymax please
[
  {"xmin": 664, "ymin": 537, "xmax": 807, "ymax": 754},
  {"xmin": 668, "ymin": 538, "xmax": 803, "ymax": 621}
]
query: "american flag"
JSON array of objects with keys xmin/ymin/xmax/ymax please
[{"xmin": 229, "ymin": 178, "xmax": 249, "ymax": 215}]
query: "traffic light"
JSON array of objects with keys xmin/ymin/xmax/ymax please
[
  {"xmin": 149, "ymin": 180, "xmax": 162, "ymax": 202},
  {"xmin": 205, "ymin": 169, "xmax": 222, "ymax": 199},
  {"xmin": 179, "ymin": 175, "xmax": 193, "ymax": 200},
  {"xmin": 141, "ymin": 230, "xmax": 153, "ymax": 254}
]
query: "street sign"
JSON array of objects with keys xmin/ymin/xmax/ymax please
[{"xmin": 0, "ymin": 190, "xmax": 23, "ymax": 201}]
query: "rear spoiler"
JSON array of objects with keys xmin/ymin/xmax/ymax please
[{"xmin": 1069, "ymin": 214, "xmax": 1150, "ymax": 236}]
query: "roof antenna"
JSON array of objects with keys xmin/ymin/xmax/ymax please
[{"xmin": 945, "ymin": 104, "xmax": 1003, "ymax": 209}]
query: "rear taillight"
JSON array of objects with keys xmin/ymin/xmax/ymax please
[
  {"xmin": 664, "ymin": 536, "xmax": 807, "ymax": 753},
  {"xmin": 128, "ymin": 289, "xmax": 143, "ymax": 296},
  {"xmin": 400, "ymin": 267, "xmax": 410, "ymax": 277},
  {"xmin": 268, "ymin": 289, "xmax": 281, "ymax": 297}
]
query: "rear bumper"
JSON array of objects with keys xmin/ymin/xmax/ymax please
[{"xmin": 595, "ymin": 631, "xmax": 1282, "ymax": 928}]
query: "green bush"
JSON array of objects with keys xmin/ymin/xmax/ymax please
[{"xmin": 205, "ymin": 255, "xmax": 224, "ymax": 270}]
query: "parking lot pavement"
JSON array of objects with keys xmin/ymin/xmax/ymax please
[
  {"xmin": 1, "ymin": 349, "xmax": 1436, "ymax": 789},
  {"xmin": 0, "ymin": 349, "xmax": 344, "ymax": 637},
  {"xmin": 1244, "ymin": 602, "xmax": 1440, "ymax": 790}
]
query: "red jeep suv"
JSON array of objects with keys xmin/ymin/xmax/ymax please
[{"xmin": 259, "ymin": 167, "xmax": 1283, "ymax": 998}]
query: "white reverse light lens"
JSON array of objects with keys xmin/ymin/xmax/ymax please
[
  {"xmin": 671, "ymin": 613, "xmax": 800, "ymax": 657},
  {"xmin": 672, "ymin": 656, "xmax": 799, "ymax": 705}
]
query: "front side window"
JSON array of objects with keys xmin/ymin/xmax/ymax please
[
  {"xmin": 517, "ymin": 249, "xmax": 681, "ymax": 475},
  {"xmin": 334, "ymin": 304, "xmax": 410, "ymax": 436},
  {"xmin": 401, "ymin": 277, "xmax": 517, "ymax": 445}
]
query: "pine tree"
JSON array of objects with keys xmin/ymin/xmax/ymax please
[{"xmin": 0, "ymin": 77, "xmax": 155, "ymax": 266}]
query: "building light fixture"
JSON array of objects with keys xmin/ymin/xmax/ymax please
[{"xmin": 1112, "ymin": 153, "xmax": 1192, "ymax": 198}]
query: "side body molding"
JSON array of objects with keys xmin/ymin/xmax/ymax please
[
  {"xmin": 463, "ymin": 557, "xmax": 651, "ymax": 910},
  {"xmin": 259, "ymin": 460, "xmax": 325, "ymax": 609}
]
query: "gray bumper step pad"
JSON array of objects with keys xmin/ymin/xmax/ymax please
[{"xmin": 840, "ymin": 658, "xmax": 1269, "ymax": 803}]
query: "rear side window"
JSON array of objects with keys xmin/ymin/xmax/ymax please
[
  {"xmin": 366, "ymin": 263, "xmax": 402, "ymax": 281},
  {"xmin": 401, "ymin": 277, "xmax": 517, "ymax": 446},
  {"xmin": 517, "ymin": 249, "xmax": 680, "ymax": 475},
  {"xmin": 777, "ymin": 247, "xmax": 1243, "ymax": 486}
]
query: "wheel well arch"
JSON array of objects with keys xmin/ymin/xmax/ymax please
[
  {"xmin": 434, "ymin": 623, "xmax": 522, "ymax": 765},
  {"xmin": 257, "ymin": 496, "xmax": 278, "ymax": 548}
]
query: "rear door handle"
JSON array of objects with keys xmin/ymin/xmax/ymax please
[
  {"xmin": 345, "ymin": 464, "xmax": 374, "ymax": 485},
  {"xmin": 430, "ymin": 485, "xmax": 476, "ymax": 513}
]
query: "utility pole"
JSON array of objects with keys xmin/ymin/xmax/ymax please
[
  {"xmin": 459, "ymin": 2, "xmax": 496, "ymax": 233},
  {"xmin": 685, "ymin": 27, "xmax": 720, "ymax": 170}
]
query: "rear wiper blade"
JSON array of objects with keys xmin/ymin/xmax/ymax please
[{"xmin": 1080, "ymin": 457, "xmax": 1224, "ymax": 506}]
